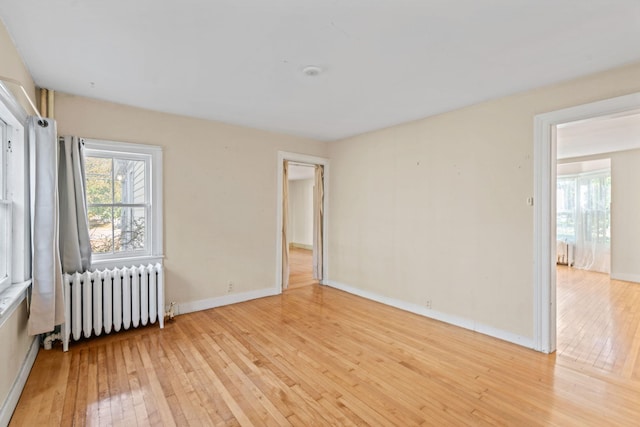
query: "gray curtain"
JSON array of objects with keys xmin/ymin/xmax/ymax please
[
  {"xmin": 27, "ymin": 117, "xmax": 64, "ymax": 335},
  {"xmin": 58, "ymin": 136, "xmax": 91, "ymax": 273},
  {"xmin": 312, "ymin": 165, "xmax": 324, "ymax": 281}
]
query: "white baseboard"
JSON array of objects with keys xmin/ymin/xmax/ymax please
[
  {"xmin": 327, "ymin": 280, "xmax": 534, "ymax": 349},
  {"xmin": 175, "ymin": 286, "xmax": 280, "ymax": 315},
  {"xmin": 290, "ymin": 243, "xmax": 313, "ymax": 250},
  {"xmin": 610, "ymin": 272, "xmax": 640, "ymax": 284},
  {"xmin": 0, "ymin": 336, "xmax": 39, "ymax": 427}
]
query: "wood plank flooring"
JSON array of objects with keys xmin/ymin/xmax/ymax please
[
  {"xmin": 557, "ymin": 266, "xmax": 640, "ymax": 380},
  {"xmin": 11, "ymin": 280, "xmax": 640, "ymax": 426},
  {"xmin": 287, "ymin": 247, "xmax": 317, "ymax": 290}
]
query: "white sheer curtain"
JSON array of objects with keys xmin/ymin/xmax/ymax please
[
  {"xmin": 27, "ymin": 116, "xmax": 64, "ymax": 335},
  {"xmin": 557, "ymin": 169, "xmax": 611, "ymax": 273}
]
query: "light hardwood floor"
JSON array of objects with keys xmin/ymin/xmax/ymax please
[
  {"xmin": 287, "ymin": 247, "xmax": 317, "ymax": 290},
  {"xmin": 10, "ymin": 274, "xmax": 640, "ymax": 425},
  {"xmin": 557, "ymin": 265, "xmax": 640, "ymax": 380}
]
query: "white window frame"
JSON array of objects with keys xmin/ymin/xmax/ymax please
[
  {"xmin": 83, "ymin": 138, "xmax": 163, "ymax": 270},
  {"xmin": 0, "ymin": 82, "xmax": 29, "ymax": 323},
  {"xmin": 0, "ymin": 119, "xmax": 11, "ymax": 293}
]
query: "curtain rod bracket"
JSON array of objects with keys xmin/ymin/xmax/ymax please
[{"xmin": 0, "ymin": 75, "xmax": 47, "ymax": 125}]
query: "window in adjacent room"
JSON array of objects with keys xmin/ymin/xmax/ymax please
[
  {"xmin": 556, "ymin": 165, "xmax": 611, "ymax": 273},
  {"xmin": 83, "ymin": 139, "xmax": 162, "ymax": 267}
]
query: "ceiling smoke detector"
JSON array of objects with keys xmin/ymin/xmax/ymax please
[{"xmin": 302, "ymin": 65, "xmax": 323, "ymax": 77}]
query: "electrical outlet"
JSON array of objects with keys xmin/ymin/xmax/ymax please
[
  {"xmin": 425, "ymin": 299, "xmax": 432, "ymax": 309},
  {"xmin": 227, "ymin": 282, "xmax": 233, "ymax": 293}
]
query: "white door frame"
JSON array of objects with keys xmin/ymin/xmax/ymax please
[
  {"xmin": 533, "ymin": 91, "xmax": 640, "ymax": 353},
  {"xmin": 276, "ymin": 151, "xmax": 330, "ymax": 291}
]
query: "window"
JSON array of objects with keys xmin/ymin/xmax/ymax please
[
  {"xmin": 557, "ymin": 168, "xmax": 611, "ymax": 272},
  {"xmin": 557, "ymin": 170, "xmax": 611, "ymax": 244},
  {"xmin": 556, "ymin": 176, "xmax": 576, "ymax": 242},
  {"xmin": 84, "ymin": 139, "xmax": 162, "ymax": 268},
  {"xmin": 0, "ymin": 119, "xmax": 10, "ymax": 293},
  {"xmin": 0, "ymin": 83, "xmax": 29, "ymax": 318}
]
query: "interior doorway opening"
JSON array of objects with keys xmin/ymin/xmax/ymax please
[
  {"xmin": 286, "ymin": 161, "xmax": 319, "ymax": 289},
  {"xmin": 533, "ymin": 92, "xmax": 640, "ymax": 354},
  {"xmin": 276, "ymin": 152, "xmax": 329, "ymax": 293}
]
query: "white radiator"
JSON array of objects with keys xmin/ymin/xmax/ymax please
[
  {"xmin": 62, "ymin": 263, "xmax": 164, "ymax": 351},
  {"xmin": 556, "ymin": 241, "xmax": 574, "ymax": 266}
]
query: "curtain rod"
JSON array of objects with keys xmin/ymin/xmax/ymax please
[{"xmin": 0, "ymin": 75, "xmax": 45, "ymax": 123}]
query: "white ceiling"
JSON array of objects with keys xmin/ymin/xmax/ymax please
[
  {"xmin": 557, "ymin": 110, "xmax": 640, "ymax": 159},
  {"xmin": 557, "ymin": 158, "xmax": 611, "ymax": 175},
  {"xmin": 1, "ymin": 1, "xmax": 640, "ymax": 141}
]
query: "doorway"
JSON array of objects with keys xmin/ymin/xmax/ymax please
[
  {"xmin": 533, "ymin": 91, "xmax": 640, "ymax": 354},
  {"xmin": 555, "ymin": 133, "xmax": 615, "ymax": 368},
  {"xmin": 287, "ymin": 162, "xmax": 317, "ymax": 289},
  {"xmin": 276, "ymin": 151, "xmax": 329, "ymax": 292}
]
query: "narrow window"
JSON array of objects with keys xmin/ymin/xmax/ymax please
[{"xmin": 0, "ymin": 119, "xmax": 10, "ymax": 293}]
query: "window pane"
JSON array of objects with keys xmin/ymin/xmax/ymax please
[
  {"xmin": 0, "ymin": 123, "xmax": 4, "ymax": 193},
  {"xmin": 86, "ymin": 157, "xmax": 113, "ymax": 204},
  {"xmin": 0, "ymin": 122, "xmax": 7, "ymax": 283},
  {"xmin": 88, "ymin": 206, "xmax": 113, "ymax": 253},
  {"xmin": 0, "ymin": 203, "xmax": 8, "ymax": 280},
  {"xmin": 115, "ymin": 207, "xmax": 145, "ymax": 252},
  {"xmin": 557, "ymin": 177, "xmax": 576, "ymax": 241},
  {"xmin": 114, "ymin": 159, "xmax": 145, "ymax": 204}
]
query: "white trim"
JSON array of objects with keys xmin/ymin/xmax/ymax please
[
  {"xmin": 327, "ymin": 280, "xmax": 534, "ymax": 349},
  {"xmin": 90, "ymin": 255, "xmax": 164, "ymax": 271},
  {"xmin": 276, "ymin": 151, "xmax": 330, "ymax": 291},
  {"xmin": 82, "ymin": 138, "xmax": 162, "ymax": 154},
  {"xmin": 0, "ymin": 335, "xmax": 38, "ymax": 427},
  {"xmin": 290, "ymin": 243, "xmax": 313, "ymax": 250},
  {"xmin": 0, "ymin": 82, "xmax": 28, "ymax": 124},
  {"xmin": 533, "ymin": 91, "xmax": 640, "ymax": 354},
  {"xmin": 0, "ymin": 279, "xmax": 30, "ymax": 327},
  {"xmin": 610, "ymin": 273, "xmax": 640, "ymax": 284},
  {"xmin": 0, "ymin": 81, "xmax": 29, "ymax": 294},
  {"xmin": 174, "ymin": 286, "xmax": 280, "ymax": 315}
]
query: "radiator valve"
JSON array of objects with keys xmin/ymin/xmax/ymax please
[{"xmin": 165, "ymin": 302, "xmax": 176, "ymax": 321}]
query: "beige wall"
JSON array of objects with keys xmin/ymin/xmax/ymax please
[
  {"xmin": 328, "ymin": 61, "xmax": 640, "ymax": 340},
  {"xmin": 0, "ymin": 20, "xmax": 37, "ymax": 416},
  {"xmin": 288, "ymin": 178, "xmax": 314, "ymax": 247},
  {"xmin": 54, "ymin": 93, "xmax": 327, "ymax": 305},
  {"xmin": 0, "ymin": 21, "xmax": 35, "ymax": 110},
  {"xmin": 0, "ymin": 302, "xmax": 32, "ymax": 406},
  {"xmin": 611, "ymin": 149, "xmax": 640, "ymax": 281}
]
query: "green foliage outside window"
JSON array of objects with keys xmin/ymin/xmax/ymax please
[{"xmin": 85, "ymin": 155, "xmax": 146, "ymax": 254}]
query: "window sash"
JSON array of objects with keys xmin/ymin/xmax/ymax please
[
  {"xmin": 0, "ymin": 120, "xmax": 9, "ymax": 293},
  {"xmin": 89, "ymin": 203, "xmax": 148, "ymax": 208},
  {"xmin": 82, "ymin": 138, "xmax": 162, "ymax": 269},
  {"xmin": 85, "ymin": 144, "xmax": 154, "ymax": 261},
  {"xmin": 0, "ymin": 120, "xmax": 5, "ymax": 197}
]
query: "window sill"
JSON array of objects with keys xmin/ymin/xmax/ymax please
[
  {"xmin": 90, "ymin": 255, "xmax": 164, "ymax": 271},
  {"xmin": 0, "ymin": 280, "xmax": 31, "ymax": 328}
]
